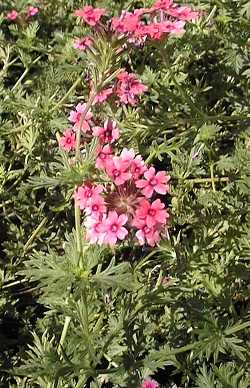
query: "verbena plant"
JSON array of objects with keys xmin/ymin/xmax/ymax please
[{"xmin": 0, "ymin": 0, "xmax": 250, "ymax": 387}]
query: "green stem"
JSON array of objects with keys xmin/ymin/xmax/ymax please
[
  {"xmin": 58, "ymin": 316, "xmax": 71, "ymax": 357},
  {"xmin": 11, "ymin": 55, "xmax": 42, "ymax": 92},
  {"xmin": 52, "ymin": 75, "xmax": 82, "ymax": 112},
  {"xmin": 23, "ymin": 217, "xmax": 48, "ymax": 255},
  {"xmin": 210, "ymin": 163, "xmax": 216, "ymax": 192},
  {"xmin": 187, "ymin": 176, "xmax": 229, "ymax": 184}
]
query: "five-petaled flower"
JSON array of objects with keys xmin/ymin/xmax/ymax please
[
  {"xmin": 141, "ymin": 379, "xmax": 159, "ymax": 388},
  {"xmin": 103, "ymin": 211, "xmax": 128, "ymax": 246},
  {"xmin": 136, "ymin": 167, "xmax": 170, "ymax": 198},
  {"xmin": 75, "ymin": 5, "xmax": 106, "ymax": 26},
  {"xmin": 59, "ymin": 129, "xmax": 76, "ymax": 152},
  {"xmin": 7, "ymin": 10, "xmax": 18, "ymax": 21},
  {"xmin": 93, "ymin": 119, "xmax": 119, "ymax": 144},
  {"xmin": 68, "ymin": 103, "xmax": 93, "ymax": 132},
  {"xmin": 73, "ymin": 37, "xmax": 92, "ymax": 50},
  {"xmin": 27, "ymin": 6, "xmax": 39, "ymax": 17}
]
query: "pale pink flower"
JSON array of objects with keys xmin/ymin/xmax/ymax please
[
  {"xmin": 152, "ymin": 0, "xmax": 173, "ymax": 11},
  {"xmin": 136, "ymin": 167, "xmax": 170, "ymax": 198},
  {"xmin": 68, "ymin": 103, "xmax": 93, "ymax": 132},
  {"xmin": 93, "ymin": 88, "xmax": 113, "ymax": 104},
  {"xmin": 59, "ymin": 129, "xmax": 76, "ymax": 152},
  {"xmin": 85, "ymin": 195, "xmax": 106, "ymax": 217},
  {"xmin": 116, "ymin": 71, "xmax": 148, "ymax": 105},
  {"xmin": 141, "ymin": 379, "xmax": 159, "ymax": 388},
  {"xmin": 27, "ymin": 6, "xmax": 39, "ymax": 17},
  {"xmin": 73, "ymin": 37, "xmax": 92, "ymax": 50},
  {"xmin": 96, "ymin": 145, "xmax": 113, "ymax": 170},
  {"xmin": 74, "ymin": 5, "xmax": 105, "ymax": 26},
  {"xmin": 85, "ymin": 216, "xmax": 106, "ymax": 244},
  {"xmin": 7, "ymin": 10, "xmax": 18, "ymax": 21},
  {"xmin": 93, "ymin": 119, "xmax": 119, "ymax": 144},
  {"xmin": 105, "ymin": 157, "xmax": 131, "ymax": 186},
  {"xmin": 134, "ymin": 199, "xmax": 168, "ymax": 228},
  {"xmin": 167, "ymin": 6, "xmax": 200, "ymax": 21},
  {"xmin": 103, "ymin": 211, "xmax": 128, "ymax": 246},
  {"xmin": 75, "ymin": 184, "xmax": 103, "ymax": 210},
  {"xmin": 120, "ymin": 148, "xmax": 135, "ymax": 163}
]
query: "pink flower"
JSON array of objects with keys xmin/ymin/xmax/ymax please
[
  {"xmin": 136, "ymin": 167, "xmax": 170, "ymax": 198},
  {"xmin": 141, "ymin": 379, "xmax": 159, "ymax": 388},
  {"xmin": 73, "ymin": 37, "xmax": 92, "ymax": 50},
  {"xmin": 93, "ymin": 119, "xmax": 119, "ymax": 144},
  {"xmin": 85, "ymin": 195, "xmax": 106, "ymax": 217},
  {"xmin": 75, "ymin": 184, "xmax": 103, "ymax": 210},
  {"xmin": 130, "ymin": 155, "xmax": 147, "ymax": 180},
  {"xmin": 167, "ymin": 6, "xmax": 200, "ymax": 21},
  {"xmin": 93, "ymin": 88, "xmax": 113, "ymax": 104},
  {"xmin": 105, "ymin": 157, "xmax": 131, "ymax": 186},
  {"xmin": 68, "ymin": 103, "xmax": 93, "ymax": 132},
  {"xmin": 112, "ymin": 12, "xmax": 140, "ymax": 34},
  {"xmin": 103, "ymin": 211, "xmax": 128, "ymax": 246},
  {"xmin": 134, "ymin": 199, "xmax": 168, "ymax": 228},
  {"xmin": 135, "ymin": 223, "xmax": 160, "ymax": 247},
  {"xmin": 116, "ymin": 71, "xmax": 148, "ymax": 105},
  {"xmin": 7, "ymin": 10, "xmax": 18, "ymax": 21},
  {"xmin": 59, "ymin": 129, "xmax": 76, "ymax": 152},
  {"xmin": 96, "ymin": 145, "xmax": 113, "ymax": 170},
  {"xmin": 85, "ymin": 216, "xmax": 106, "ymax": 245},
  {"xmin": 152, "ymin": 0, "xmax": 173, "ymax": 11},
  {"xmin": 27, "ymin": 6, "xmax": 39, "ymax": 17},
  {"xmin": 74, "ymin": 5, "xmax": 105, "ymax": 26}
]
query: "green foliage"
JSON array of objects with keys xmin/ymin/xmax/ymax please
[{"xmin": 0, "ymin": 0, "xmax": 250, "ymax": 387}]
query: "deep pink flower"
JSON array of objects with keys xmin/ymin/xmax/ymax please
[
  {"xmin": 96, "ymin": 144, "xmax": 113, "ymax": 170},
  {"xmin": 130, "ymin": 155, "xmax": 147, "ymax": 180},
  {"xmin": 85, "ymin": 216, "xmax": 106, "ymax": 244},
  {"xmin": 112, "ymin": 12, "xmax": 140, "ymax": 34},
  {"xmin": 27, "ymin": 6, "xmax": 39, "ymax": 17},
  {"xmin": 134, "ymin": 199, "xmax": 168, "ymax": 228},
  {"xmin": 93, "ymin": 119, "xmax": 119, "ymax": 144},
  {"xmin": 116, "ymin": 71, "xmax": 148, "ymax": 105},
  {"xmin": 136, "ymin": 167, "xmax": 170, "ymax": 198},
  {"xmin": 73, "ymin": 37, "xmax": 92, "ymax": 50},
  {"xmin": 74, "ymin": 5, "xmax": 105, "ymax": 26},
  {"xmin": 85, "ymin": 195, "xmax": 106, "ymax": 217},
  {"xmin": 93, "ymin": 88, "xmax": 113, "ymax": 104},
  {"xmin": 103, "ymin": 211, "xmax": 128, "ymax": 246},
  {"xmin": 141, "ymin": 379, "xmax": 159, "ymax": 388},
  {"xmin": 68, "ymin": 103, "xmax": 93, "ymax": 132},
  {"xmin": 59, "ymin": 129, "xmax": 76, "ymax": 152},
  {"xmin": 105, "ymin": 157, "xmax": 131, "ymax": 186},
  {"xmin": 7, "ymin": 10, "xmax": 18, "ymax": 21},
  {"xmin": 75, "ymin": 184, "xmax": 103, "ymax": 210},
  {"xmin": 135, "ymin": 222, "xmax": 160, "ymax": 247}
]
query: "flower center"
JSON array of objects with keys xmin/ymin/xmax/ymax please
[
  {"xmin": 143, "ymin": 226, "xmax": 151, "ymax": 234},
  {"xmin": 148, "ymin": 209, "xmax": 156, "ymax": 216},
  {"xmin": 86, "ymin": 189, "xmax": 92, "ymax": 198},
  {"xmin": 113, "ymin": 169, "xmax": 120, "ymax": 177},
  {"xmin": 111, "ymin": 224, "xmax": 118, "ymax": 233},
  {"xmin": 149, "ymin": 178, "xmax": 157, "ymax": 186},
  {"xmin": 66, "ymin": 137, "xmax": 72, "ymax": 144},
  {"xmin": 134, "ymin": 167, "xmax": 141, "ymax": 173},
  {"xmin": 99, "ymin": 152, "xmax": 106, "ymax": 160},
  {"xmin": 92, "ymin": 204, "xmax": 99, "ymax": 211}
]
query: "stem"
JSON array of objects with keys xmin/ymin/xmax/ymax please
[
  {"xmin": 23, "ymin": 217, "xmax": 48, "ymax": 255},
  {"xmin": 11, "ymin": 55, "xmax": 42, "ymax": 92},
  {"xmin": 187, "ymin": 176, "xmax": 229, "ymax": 184},
  {"xmin": 58, "ymin": 316, "xmax": 71, "ymax": 357},
  {"xmin": 52, "ymin": 75, "xmax": 82, "ymax": 112},
  {"xmin": 210, "ymin": 163, "xmax": 216, "ymax": 192}
]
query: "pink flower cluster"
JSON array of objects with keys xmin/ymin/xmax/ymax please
[
  {"xmin": 6, "ymin": 6, "xmax": 39, "ymax": 21},
  {"xmin": 72, "ymin": 124, "xmax": 170, "ymax": 247},
  {"xmin": 141, "ymin": 379, "xmax": 159, "ymax": 388},
  {"xmin": 74, "ymin": 1, "xmax": 199, "ymax": 46}
]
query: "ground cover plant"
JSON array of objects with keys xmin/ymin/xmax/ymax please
[{"xmin": 0, "ymin": 0, "xmax": 250, "ymax": 387}]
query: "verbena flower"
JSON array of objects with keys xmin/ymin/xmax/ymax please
[
  {"xmin": 7, "ymin": 10, "xmax": 18, "ymax": 21},
  {"xmin": 103, "ymin": 211, "xmax": 128, "ymax": 246},
  {"xmin": 116, "ymin": 71, "xmax": 148, "ymax": 105},
  {"xmin": 136, "ymin": 167, "xmax": 170, "ymax": 198},
  {"xmin": 68, "ymin": 103, "xmax": 93, "ymax": 132},
  {"xmin": 74, "ymin": 5, "xmax": 106, "ymax": 26},
  {"xmin": 73, "ymin": 37, "xmax": 92, "ymax": 51},
  {"xmin": 134, "ymin": 198, "xmax": 169, "ymax": 228},
  {"xmin": 141, "ymin": 378, "xmax": 159, "ymax": 388},
  {"xmin": 93, "ymin": 88, "xmax": 113, "ymax": 104},
  {"xmin": 93, "ymin": 119, "xmax": 119, "ymax": 144},
  {"xmin": 26, "ymin": 6, "xmax": 39, "ymax": 17},
  {"xmin": 96, "ymin": 145, "xmax": 113, "ymax": 170},
  {"xmin": 59, "ymin": 129, "xmax": 76, "ymax": 152}
]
